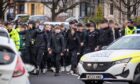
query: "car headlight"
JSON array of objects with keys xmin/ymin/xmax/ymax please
[{"xmin": 114, "ymin": 58, "xmax": 131, "ymax": 64}]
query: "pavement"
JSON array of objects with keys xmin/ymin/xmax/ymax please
[{"xmin": 29, "ymin": 72, "xmax": 129, "ymax": 84}]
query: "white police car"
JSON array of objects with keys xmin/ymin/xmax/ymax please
[
  {"xmin": 0, "ymin": 29, "xmax": 30, "ymax": 84},
  {"xmin": 77, "ymin": 35, "xmax": 140, "ymax": 84}
]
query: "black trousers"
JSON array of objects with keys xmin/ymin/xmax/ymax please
[
  {"xmin": 24, "ymin": 46, "xmax": 32, "ymax": 64},
  {"xmin": 53, "ymin": 53, "xmax": 61, "ymax": 73},
  {"xmin": 34, "ymin": 46, "xmax": 45, "ymax": 68},
  {"xmin": 20, "ymin": 49, "xmax": 26, "ymax": 63},
  {"xmin": 41, "ymin": 51, "xmax": 53, "ymax": 69},
  {"xmin": 70, "ymin": 50, "xmax": 78, "ymax": 71}
]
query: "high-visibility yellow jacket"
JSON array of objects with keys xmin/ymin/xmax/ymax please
[
  {"xmin": 9, "ymin": 28, "xmax": 20, "ymax": 51},
  {"xmin": 125, "ymin": 26, "xmax": 137, "ymax": 35}
]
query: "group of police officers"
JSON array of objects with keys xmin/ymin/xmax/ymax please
[{"xmin": 0, "ymin": 18, "xmax": 138, "ymax": 76}]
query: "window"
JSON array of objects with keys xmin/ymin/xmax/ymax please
[
  {"xmin": 31, "ymin": 4, "xmax": 35, "ymax": 15},
  {"xmin": 107, "ymin": 36, "xmax": 140, "ymax": 50},
  {"xmin": 80, "ymin": 3, "xmax": 86, "ymax": 17},
  {"xmin": 19, "ymin": 4, "xmax": 24, "ymax": 14},
  {"xmin": 110, "ymin": 2, "xmax": 114, "ymax": 15},
  {"xmin": 133, "ymin": 6, "xmax": 137, "ymax": 16}
]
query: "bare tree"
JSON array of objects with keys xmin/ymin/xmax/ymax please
[
  {"xmin": 111, "ymin": 0, "xmax": 140, "ymax": 19},
  {"xmin": 0, "ymin": 0, "xmax": 9, "ymax": 19},
  {"xmin": 41, "ymin": 0, "xmax": 88, "ymax": 21}
]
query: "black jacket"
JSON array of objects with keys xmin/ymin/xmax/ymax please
[
  {"xmin": 67, "ymin": 30, "xmax": 80, "ymax": 51},
  {"xmin": 50, "ymin": 32, "xmax": 65, "ymax": 53},
  {"xmin": 25, "ymin": 29, "xmax": 36, "ymax": 47},
  {"xmin": 86, "ymin": 30, "xmax": 99, "ymax": 49},
  {"xmin": 98, "ymin": 27, "xmax": 113, "ymax": 46},
  {"xmin": 76, "ymin": 31, "xmax": 86, "ymax": 46},
  {"xmin": 33, "ymin": 29, "xmax": 48, "ymax": 47},
  {"xmin": 113, "ymin": 28, "xmax": 121, "ymax": 40}
]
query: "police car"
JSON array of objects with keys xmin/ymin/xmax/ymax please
[
  {"xmin": 77, "ymin": 34, "xmax": 140, "ymax": 84},
  {"xmin": 0, "ymin": 29, "xmax": 30, "ymax": 84}
]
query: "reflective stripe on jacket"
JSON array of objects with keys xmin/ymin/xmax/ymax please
[
  {"xmin": 125, "ymin": 26, "xmax": 137, "ymax": 35},
  {"xmin": 9, "ymin": 28, "xmax": 20, "ymax": 50}
]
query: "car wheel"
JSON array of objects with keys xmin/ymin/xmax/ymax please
[
  {"xmin": 129, "ymin": 81, "xmax": 136, "ymax": 84},
  {"xmin": 93, "ymin": 81, "xmax": 103, "ymax": 84},
  {"xmin": 84, "ymin": 81, "xmax": 92, "ymax": 84},
  {"xmin": 131, "ymin": 64, "xmax": 140, "ymax": 84}
]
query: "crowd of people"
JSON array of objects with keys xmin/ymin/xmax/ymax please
[{"xmin": 0, "ymin": 18, "xmax": 138, "ymax": 76}]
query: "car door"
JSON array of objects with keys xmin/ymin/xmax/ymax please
[{"xmin": 0, "ymin": 46, "xmax": 16, "ymax": 84}]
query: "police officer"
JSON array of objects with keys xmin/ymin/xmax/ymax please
[
  {"xmin": 125, "ymin": 20, "xmax": 137, "ymax": 35},
  {"xmin": 50, "ymin": 26, "xmax": 65, "ymax": 76},
  {"xmin": 7, "ymin": 22, "xmax": 20, "ymax": 51},
  {"xmin": 85, "ymin": 23, "xmax": 99, "ymax": 53}
]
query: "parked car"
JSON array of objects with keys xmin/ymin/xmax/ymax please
[
  {"xmin": 44, "ymin": 22, "xmax": 69, "ymax": 29},
  {"xmin": 77, "ymin": 34, "xmax": 140, "ymax": 84},
  {"xmin": 13, "ymin": 14, "xmax": 29, "ymax": 23},
  {"xmin": 29, "ymin": 15, "xmax": 49, "ymax": 23},
  {"xmin": 0, "ymin": 30, "xmax": 30, "ymax": 84}
]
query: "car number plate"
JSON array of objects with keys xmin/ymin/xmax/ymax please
[{"xmin": 86, "ymin": 74, "xmax": 103, "ymax": 79}]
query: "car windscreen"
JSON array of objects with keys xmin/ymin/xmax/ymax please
[
  {"xmin": 18, "ymin": 16, "xmax": 29, "ymax": 23},
  {"xmin": 0, "ymin": 46, "xmax": 15, "ymax": 65},
  {"xmin": 107, "ymin": 36, "xmax": 140, "ymax": 50}
]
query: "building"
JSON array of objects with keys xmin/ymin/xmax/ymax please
[
  {"xmin": 71, "ymin": 0, "xmax": 100, "ymax": 19},
  {"xmin": 14, "ymin": 0, "xmax": 102, "ymax": 21},
  {"xmin": 103, "ymin": 0, "xmax": 140, "ymax": 24},
  {"xmin": 15, "ymin": 0, "xmax": 47, "ymax": 15},
  {"xmin": 5, "ymin": 0, "xmax": 15, "ymax": 21},
  {"xmin": 103, "ymin": 0, "xmax": 126, "ymax": 24}
]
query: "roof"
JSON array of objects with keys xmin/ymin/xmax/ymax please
[{"xmin": 15, "ymin": 0, "xmax": 49, "ymax": 2}]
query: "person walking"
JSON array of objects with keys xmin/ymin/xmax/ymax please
[
  {"xmin": 49, "ymin": 26, "xmax": 65, "ymax": 76},
  {"xmin": 32, "ymin": 24, "xmax": 48, "ymax": 75},
  {"xmin": 66, "ymin": 23, "xmax": 80, "ymax": 75},
  {"xmin": 85, "ymin": 23, "xmax": 99, "ymax": 53},
  {"xmin": 97, "ymin": 19, "xmax": 113, "ymax": 50}
]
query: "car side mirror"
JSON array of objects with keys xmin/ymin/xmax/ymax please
[{"xmin": 102, "ymin": 46, "xmax": 108, "ymax": 50}]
